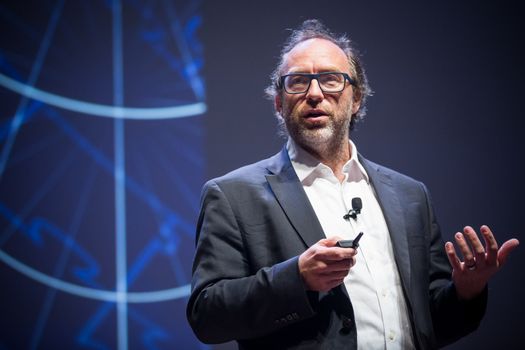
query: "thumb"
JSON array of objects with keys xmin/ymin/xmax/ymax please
[
  {"xmin": 498, "ymin": 238, "xmax": 520, "ymax": 266},
  {"xmin": 319, "ymin": 236, "xmax": 343, "ymax": 247}
]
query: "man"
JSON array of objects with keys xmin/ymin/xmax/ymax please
[{"xmin": 186, "ymin": 19, "xmax": 519, "ymax": 349}]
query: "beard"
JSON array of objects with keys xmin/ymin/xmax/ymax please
[{"xmin": 280, "ymin": 98, "xmax": 353, "ymax": 154}]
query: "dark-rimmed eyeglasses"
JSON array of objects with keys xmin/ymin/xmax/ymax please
[{"xmin": 278, "ymin": 72, "xmax": 356, "ymax": 94}]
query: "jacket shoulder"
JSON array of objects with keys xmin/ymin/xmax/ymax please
[
  {"xmin": 203, "ymin": 151, "xmax": 284, "ymax": 191},
  {"xmin": 361, "ymin": 156, "xmax": 424, "ymax": 186}
]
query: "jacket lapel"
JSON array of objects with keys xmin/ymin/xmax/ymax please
[
  {"xmin": 265, "ymin": 148, "xmax": 326, "ymax": 248},
  {"xmin": 359, "ymin": 156, "xmax": 412, "ymax": 294},
  {"xmin": 264, "ymin": 149, "xmax": 413, "ymax": 308}
]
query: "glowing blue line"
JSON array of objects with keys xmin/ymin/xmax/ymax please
[
  {"xmin": 78, "ymin": 303, "xmax": 111, "ymax": 349},
  {"xmin": 115, "ymin": 115, "xmax": 128, "ymax": 350},
  {"xmin": 112, "ymin": 1, "xmax": 128, "ymax": 349},
  {"xmin": 30, "ymin": 164, "xmax": 98, "ymax": 350},
  {"xmin": 127, "ymin": 308, "xmax": 171, "ymax": 348},
  {"xmin": 0, "ymin": 109, "xmax": 25, "ymax": 180},
  {"xmin": 0, "ymin": 73, "xmax": 207, "ymax": 119},
  {"xmin": 163, "ymin": 0, "xmax": 205, "ymax": 100},
  {"xmin": 151, "ymin": 141, "xmax": 201, "ymax": 213},
  {"xmin": 0, "ymin": 0, "xmax": 64, "ymax": 181},
  {"xmin": 44, "ymin": 108, "xmax": 196, "ymax": 240},
  {"xmin": 0, "ymin": 148, "xmax": 76, "ymax": 248},
  {"xmin": 0, "ymin": 250, "xmax": 190, "ymax": 302},
  {"xmin": 7, "ymin": 132, "xmax": 60, "ymax": 168}
]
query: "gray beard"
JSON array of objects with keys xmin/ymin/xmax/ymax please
[{"xmin": 283, "ymin": 111, "xmax": 352, "ymax": 160}]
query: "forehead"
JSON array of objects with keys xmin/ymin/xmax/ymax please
[{"xmin": 281, "ymin": 38, "xmax": 350, "ymax": 74}]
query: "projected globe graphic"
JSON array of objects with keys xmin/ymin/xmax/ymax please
[{"xmin": 0, "ymin": 1, "xmax": 207, "ymax": 349}]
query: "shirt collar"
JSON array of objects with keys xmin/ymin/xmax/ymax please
[{"xmin": 287, "ymin": 138, "xmax": 369, "ymax": 185}]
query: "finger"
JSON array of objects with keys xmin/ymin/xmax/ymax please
[
  {"xmin": 326, "ymin": 271, "xmax": 350, "ymax": 284},
  {"xmin": 321, "ymin": 270, "xmax": 350, "ymax": 280},
  {"xmin": 330, "ymin": 236, "xmax": 344, "ymax": 242},
  {"xmin": 305, "ymin": 259, "xmax": 349, "ymax": 279},
  {"xmin": 327, "ymin": 276, "xmax": 346, "ymax": 287},
  {"xmin": 497, "ymin": 238, "xmax": 520, "ymax": 266},
  {"xmin": 480, "ymin": 225, "xmax": 499, "ymax": 266},
  {"xmin": 315, "ymin": 274, "xmax": 347, "ymax": 292},
  {"xmin": 454, "ymin": 231, "xmax": 475, "ymax": 266},
  {"xmin": 350, "ymin": 255, "xmax": 356, "ymax": 268},
  {"xmin": 318, "ymin": 237, "xmax": 340, "ymax": 247},
  {"xmin": 316, "ymin": 247, "xmax": 356, "ymax": 261},
  {"xmin": 323, "ymin": 279, "xmax": 345, "ymax": 292},
  {"xmin": 463, "ymin": 226, "xmax": 485, "ymax": 264},
  {"xmin": 445, "ymin": 241, "xmax": 462, "ymax": 271},
  {"xmin": 322, "ymin": 258, "xmax": 353, "ymax": 273}
]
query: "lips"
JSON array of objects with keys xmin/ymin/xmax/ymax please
[
  {"xmin": 302, "ymin": 109, "xmax": 329, "ymax": 126},
  {"xmin": 300, "ymin": 110, "xmax": 329, "ymax": 128},
  {"xmin": 303, "ymin": 109, "xmax": 328, "ymax": 118}
]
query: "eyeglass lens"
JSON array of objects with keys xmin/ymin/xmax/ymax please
[{"xmin": 284, "ymin": 73, "xmax": 346, "ymax": 93}]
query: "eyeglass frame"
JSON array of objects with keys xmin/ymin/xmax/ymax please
[{"xmin": 277, "ymin": 72, "xmax": 356, "ymax": 94}]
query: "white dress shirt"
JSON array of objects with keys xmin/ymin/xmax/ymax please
[{"xmin": 288, "ymin": 139, "xmax": 415, "ymax": 350}]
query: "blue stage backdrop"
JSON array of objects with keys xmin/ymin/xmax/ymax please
[
  {"xmin": 1, "ymin": 1, "xmax": 524, "ymax": 350},
  {"xmin": 0, "ymin": 1, "xmax": 207, "ymax": 349}
]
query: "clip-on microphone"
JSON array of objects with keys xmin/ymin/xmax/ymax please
[{"xmin": 343, "ymin": 197, "xmax": 362, "ymax": 220}]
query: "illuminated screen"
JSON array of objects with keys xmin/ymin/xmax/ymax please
[{"xmin": 0, "ymin": 1, "xmax": 207, "ymax": 349}]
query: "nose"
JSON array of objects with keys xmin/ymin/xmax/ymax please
[{"xmin": 305, "ymin": 78, "xmax": 324, "ymax": 104}]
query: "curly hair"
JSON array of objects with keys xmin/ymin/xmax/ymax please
[{"xmin": 264, "ymin": 19, "xmax": 372, "ymax": 131}]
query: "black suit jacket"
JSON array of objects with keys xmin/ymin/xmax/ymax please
[{"xmin": 187, "ymin": 148, "xmax": 486, "ymax": 349}]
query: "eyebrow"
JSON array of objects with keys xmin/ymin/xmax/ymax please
[{"xmin": 285, "ymin": 67, "xmax": 348, "ymax": 74}]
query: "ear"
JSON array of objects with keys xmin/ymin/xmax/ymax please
[
  {"xmin": 351, "ymin": 90, "xmax": 361, "ymax": 115},
  {"xmin": 351, "ymin": 100, "xmax": 361, "ymax": 115},
  {"xmin": 275, "ymin": 94, "xmax": 282, "ymax": 115}
]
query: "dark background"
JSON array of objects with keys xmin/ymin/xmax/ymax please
[
  {"xmin": 203, "ymin": 1, "xmax": 524, "ymax": 349},
  {"xmin": 0, "ymin": 0, "xmax": 523, "ymax": 349}
]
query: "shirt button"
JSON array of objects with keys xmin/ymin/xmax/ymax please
[
  {"xmin": 388, "ymin": 330, "xmax": 395, "ymax": 341},
  {"xmin": 381, "ymin": 289, "xmax": 387, "ymax": 297}
]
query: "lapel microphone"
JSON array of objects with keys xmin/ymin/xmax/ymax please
[{"xmin": 343, "ymin": 197, "xmax": 362, "ymax": 220}]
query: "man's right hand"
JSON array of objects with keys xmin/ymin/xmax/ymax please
[{"xmin": 298, "ymin": 236, "xmax": 357, "ymax": 292}]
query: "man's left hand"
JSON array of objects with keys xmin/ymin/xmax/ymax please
[{"xmin": 444, "ymin": 225, "xmax": 519, "ymax": 300}]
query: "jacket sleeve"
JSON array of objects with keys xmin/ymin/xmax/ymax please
[
  {"xmin": 422, "ymin": 183, "xmax": 487, "ymax": 347},
  {"xmin": 186, "ymin": 180, "xmax": 316, "ymax": 344}
]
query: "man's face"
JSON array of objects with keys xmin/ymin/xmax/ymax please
[{"xmin": 275, "ymin": 38, "xmax": 360, "ymax": 150}]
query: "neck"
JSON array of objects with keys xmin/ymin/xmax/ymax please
[{"xmin": 300, "ymin": 137, "xmax": 351, "ymax": 182}]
